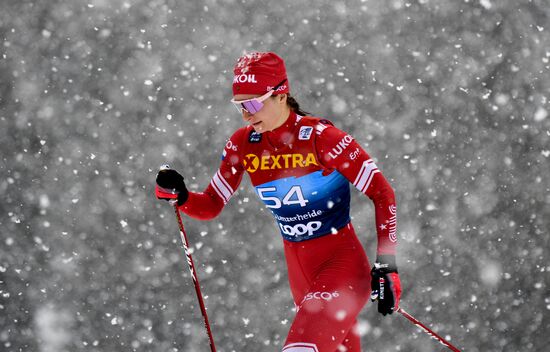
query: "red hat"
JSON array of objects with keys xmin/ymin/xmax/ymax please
[{"xmin": 232, "ymin": 52, "xmax": 290, "ymax": 96}]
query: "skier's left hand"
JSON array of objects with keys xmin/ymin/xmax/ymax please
[{"xmin": 370, "ymin": 255, "xmax": 401, "ymax": 316}]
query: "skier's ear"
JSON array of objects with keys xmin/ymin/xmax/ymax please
[{"xmin": 277, "ymin": 93, "xmax": 287, "ymax": 104}]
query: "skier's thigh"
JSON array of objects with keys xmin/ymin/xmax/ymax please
[{"xmin": 284, "ymin": 282, "xmax": 368, "ymax": 351}]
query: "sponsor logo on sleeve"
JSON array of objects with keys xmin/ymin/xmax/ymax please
[
  {"xmin": 388, "ymin": 204, "xmax": 397, "ymax": 242},
  {"xmin": 328, "ymin": 135, "xmax": 354, "ymax": 159},
  {"xmin": 349, "ymin": 147, "xmax": 360, "ymax": 160}
]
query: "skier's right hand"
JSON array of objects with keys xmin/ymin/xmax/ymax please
[{"xmin": 155, "ymin": 166, "xmax": 189, "ymax": 206}]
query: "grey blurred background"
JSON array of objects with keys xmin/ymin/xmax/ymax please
[{"xmin": 1, "ymin": 0, "xmax": 549, "ymax": 351}]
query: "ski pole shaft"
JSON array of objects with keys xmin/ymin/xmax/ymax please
[
  {"xmin": 172, "ymin": 204, "xmax": 217, "ymax": 352},
  {"xmin": 396, "ymin": 307, "xmax": 461, "ymax": 352}
]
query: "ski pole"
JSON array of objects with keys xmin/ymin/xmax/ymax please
[
  {"xmin": 396, "ymin": 307, "xmax": 461, "ymax": 352},
  {"xmin": 171, "ymin": 203, "xmax": 217, "ymax": 352}
]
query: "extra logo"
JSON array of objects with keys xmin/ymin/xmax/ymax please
[
  {"xmin": 233, "ymin": 74, "xmax": 257, "ymax": 83},
  {"xmin": 298, "ymin": 126, "xmax": 314, "ymax": 140},
  {"xmin": 328, "ymin": 135, "xmax": 354, "ymax": 159},
  {"xmin": 279, "ymin": 221, "xmax": 322, "ymax": 238},
  {"xmin": 243, "ymin": 153, "xmax": 318, "ymax": 173}
]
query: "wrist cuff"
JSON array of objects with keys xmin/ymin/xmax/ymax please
[
  {"xmin": 177, "ymin": 190, "xmax": 189, "ymax": 206},
  {"xmin": 375, "ymin": 254, "xmax": 398, "ymax": 272}
]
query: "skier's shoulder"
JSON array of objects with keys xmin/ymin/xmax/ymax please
[
  {"xmin": 297, "ymin": 115, "xmax": 345, "ymax": 139},
  {"xmin": 227, "ymin": 125, "xmax": 253, "ymax": 145},
  {"xmin": 297, "ymin": 115, "xmax": 334, "ymax": 128},
  {"xmin": 224, "ymin": 125, "xmax": 265, "ymax": 156},
  {"xmin": 222, "ymin": 126, "xmax": 245, "ymax": 155}
]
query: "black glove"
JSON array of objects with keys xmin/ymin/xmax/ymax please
[
  {"xmin": 370, "ymin": 254, "xmax": 402, "ymax": 316},
  {"xmin": 155, "ymin": 166, "xmax": 189, "ymax": 206}
]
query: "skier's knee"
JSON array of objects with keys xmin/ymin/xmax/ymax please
[{"xmin": 282, "ymin": 342, "xmax": 319, "ymax": 352}]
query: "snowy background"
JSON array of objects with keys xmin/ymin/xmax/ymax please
[{"xmin": 1, "ymin": 0, "xmax": 549, "ymax": 351}]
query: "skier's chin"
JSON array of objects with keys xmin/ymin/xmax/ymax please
[{"xmin": 252, "ymin": 122, "xmax": 264, "ymax": 133}]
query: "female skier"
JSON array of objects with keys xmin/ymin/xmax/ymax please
[{"xmin": 155, "ymin": 52, "xmax": 402, "ymax": 352}]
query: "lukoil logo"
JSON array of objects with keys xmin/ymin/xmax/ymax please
[
  {"xmin": 279, "ymin": 221, "xmax": 322, "ymax": 238},
  {"xmin": 328, "ymin": 135, "xmax": 354, "ymax": 159},
  {"xmin": 233, "ymin": 74, "xmax": 257, "ymax": 83},
  {"xmin": 243, "ymin": 153, "xmax": 318, "ymax": 173}
]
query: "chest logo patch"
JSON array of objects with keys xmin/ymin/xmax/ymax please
[
  {"xmin": 249, "ymin": 131, "xmax": 262, "ymax": 143},
  {"xmin": 298, "ymin": 126, "xmax": 314, "ymax": 140}
]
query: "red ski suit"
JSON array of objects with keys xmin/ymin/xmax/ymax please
[{"xmin": 180, "ymin": 112, "xmax": 397, "ymax": 352}]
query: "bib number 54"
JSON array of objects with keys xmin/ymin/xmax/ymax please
[{"xmin": 257, "ymin": 185, "xmax": 309, "ymax": 209}]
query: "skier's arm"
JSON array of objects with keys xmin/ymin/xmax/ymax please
[
  {"xmin": 315, "ymin": 123, "xmax": 397, "ymax": 256},
  {"xmin": 179, "ymin": 130, "xmax": 246, "ymax": 220},
  {"xmin": 180, "ymin": 161, "xmax": 244, "ymax": 220},
  {"xmin": 315, "ymin": 123, "xmax": 401, "ymax": 315}
]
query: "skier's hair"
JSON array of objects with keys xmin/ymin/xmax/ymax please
[{"xmin": 286, "ymin": 95, "xmax": 310, "ymax": 116}]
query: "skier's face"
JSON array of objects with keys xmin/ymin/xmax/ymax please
[{"xmin": 233, "ymin": 93, "xmax": 288, "ymax": 133}]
